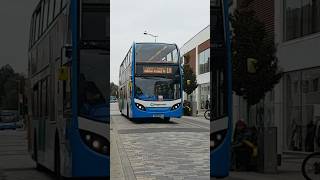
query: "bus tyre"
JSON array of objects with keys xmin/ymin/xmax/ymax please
[
  {"xmin": 127, "ymin": 103, "xmax": 129, "ymax": 118},
  {"xmin": 55, "ymin": 136, "xmax": 63, "ymax": 180},
  {"xmin": 164, "ymin": 117, "xmax": 170, "ymax": 122}
]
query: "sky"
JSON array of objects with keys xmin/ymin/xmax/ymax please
[
  {"xmin": 0, "ymin": 0, "xmax": 210, "ymax": 80},
  {"xmin": 0, "ymin": 0, "xmax": 39, "ymax": 75},
  {"xmin": 110, "ymin": 0, "xmax": 210, "ymax": 84}
]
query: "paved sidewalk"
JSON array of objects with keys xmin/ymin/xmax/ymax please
[
  {"xmin": 211, "ymin": 170, "xmax": 303, "ymax": 180},
  {"xmin": 211, "ymin": 159, "xmax": 305, "ymax": 180},
  {"xmin": 182, "ymin": 115, "xmax": 207, "ymax": 121}
]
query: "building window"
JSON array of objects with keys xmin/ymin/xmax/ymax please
[
  {"xmin": 198, "ymin": 48, "xmax": 210, "ymax": 74},
  {"xmin": 285, "ymin": 0, "xmax": 320, "ymax": 41},
  {"xmin": 199, "ymin": 83, "xmax": 210, "ymax": 110},
  {"xmin": 285, "ymin": 67, "xmax": 320, "ymax": 152},
  {"xmin": 313, "ymin": 78, "xmax": 319, "ymax": 91}
]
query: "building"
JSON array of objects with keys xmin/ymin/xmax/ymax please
[
  {"xmin": 180, "ymin": 25, "xmax": 210, "ymax": 114},
  {"xmin": 233, "ymin": 0, "xmax": 320, "ymax": 155},
  {"xmin": 275, "ymin": 0, "xmax": 320, "ymax": 153}
]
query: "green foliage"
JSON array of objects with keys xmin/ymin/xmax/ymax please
[
  {"xmin": 0, "ymin": 64, "xmax": 25, "ymax": 110},
  {"xmin": 110, "ymin": 82, "xmax": 119, "ymax": 98},
  {"xmin": 231, "ymin": 9, "xmax": 282, "ymax": 106},
  {"xmin": 183, "ymin": 64, "xmax": 198, "ymax": 95}
]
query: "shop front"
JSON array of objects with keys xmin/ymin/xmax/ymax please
[{"xmin": 284, "ymin": 67, "xmax": 320, "ymax": 152}]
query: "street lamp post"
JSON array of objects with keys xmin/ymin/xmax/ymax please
[{"xmin": 143, "ymin": 31, "xmax": 158, "ymax": 42}]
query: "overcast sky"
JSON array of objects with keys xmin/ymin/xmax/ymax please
[
  {"xmin": 110, "ymin": 0, "xmax": 210, "ymax": 84},
  {"xmin": 0, "ymin": 0, "xmax": 209, "ymax": 80},
  {"xmin": 0, "ymin": 0, "xmax": 39, "ymax": 75}
]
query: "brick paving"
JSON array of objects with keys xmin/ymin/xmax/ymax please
[
  {"xmin": 111, "ymin": 102, "xmax": 210, "ymax": 180},
  {"xmin": 120, "ymin": 132, "xmax": 210, "ymax": 180}
]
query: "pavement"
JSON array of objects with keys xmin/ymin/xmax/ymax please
[
  {"xmin": 0, "ymin": 104, "xmax": 312, "ymax": 180},
  {"xmin": 0, "ymin": 129, "xmax": 54, "ymax": 180},
  {"xmin": 110, "ymin": 103, "xmax": 210, "ymax": 180}
]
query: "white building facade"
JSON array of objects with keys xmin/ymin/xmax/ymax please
[{"xmin": 180, "ymin": 25, "xmax": 210, "ymax": 114}]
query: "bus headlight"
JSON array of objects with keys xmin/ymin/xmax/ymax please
[
  {"xmin": 135, "ymin": 103, "xmax": 146, "ymax": 111},
  {"xmin": 171, "ymin": 103, "xmax": 181, "ymax": 110},
  {"xmin": 79, "ymin": 130, "xmax": 110, "ymax": 156},
  {"xmin": 210, "ymin": 129, "xmax": 228, "ymax": 151}
]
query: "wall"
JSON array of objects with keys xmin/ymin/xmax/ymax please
[{"xmin": 180, "ymin": 25, "xmax": 210, "ymax": 112}]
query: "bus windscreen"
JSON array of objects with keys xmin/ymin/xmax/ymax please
[
  {"xmin": 135, "ymin": 64, "xmax": 181, "ymax": 101},
  {"xmin": 135, "ymin": 43, "xmax": 179, "ymax": 63}
]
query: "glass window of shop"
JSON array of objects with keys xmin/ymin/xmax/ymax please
[
  {"xmin": 285, "ymin": 67, "xmax": 320, "ymax": 152},
  {"xmin": 284, "ymin": 0, "xmax": 320, "ymax": 41},
  {"xmin": 199, "ymin": 48, "xmax": 210, "ymax": 74},
  {"xmin": 199, "ymin": 83, "xmax": 210, "ymax": 110}
]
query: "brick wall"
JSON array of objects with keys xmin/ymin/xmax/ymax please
[
  {"xmin": 198, "ymin": 39, "xmax": 210, "ymax": 53},
  {"xmin": 238, "ymin": 0, "xmax": 275, "ymax": 41},
  {"xmin": 184, "ymin": 48, "xmax": 196, "ymax": 73}
]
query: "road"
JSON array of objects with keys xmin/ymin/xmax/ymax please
[
  {"xmin": 0, "ymin": 130, "xmax": 54, "ymax": 180},
  {"xmin": 110, "ymin": 103, "xmax": 210, "ymax": 180}
]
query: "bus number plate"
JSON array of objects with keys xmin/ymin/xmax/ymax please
[{"xmin": 153, "ymin": 114, "xmax": 164, "ymax": 118}]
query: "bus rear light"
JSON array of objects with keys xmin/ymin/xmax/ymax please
[
  {"xmin": 135, "ymin": 103, "xmax": 146, "ymax": 111},
  {"xmin": 79, "ymin": 130, "xmax": 110, "ymax": 156},
  {"xmin": 171, "ymin": 103, "xmax": 181, "ymax": 110}
]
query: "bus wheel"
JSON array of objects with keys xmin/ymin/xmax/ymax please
[
  {"xmin": 164, "ymin": 117, "xmax": 170, "ymax": 122},
  {"xmin": 54, "ymin": 136, "xmax": 63, "ymax": 180},
  {"xmin": 127, "ymin": 103, "xmax": 129, "ymax": 118}
]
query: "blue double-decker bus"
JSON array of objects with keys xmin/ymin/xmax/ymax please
[
  {"xmin": 27, "ymin": 0, "xmax": 109, "ymax": 178},
  {"xmin": 211, "ymin": 0, "xmax": 232, "ymax": 178},
  {"xmin": 119, "ymin": 43, "xmax": 183, "ymax": 121}
]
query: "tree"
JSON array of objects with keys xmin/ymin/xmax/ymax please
[
  {"xmin": 183, "ymin": 64, "xmax": 198, "ymax": 101},
  {"xmin": 0, "ymin": 64, "xmax": 26, "ymax": 110},
  {"xmin": 231, "ymin": 9, "xmax": 282, "ymax": 124},
  {"xmin": 110, "ymin": 82, "xmax": 119, "ymax": 98}
]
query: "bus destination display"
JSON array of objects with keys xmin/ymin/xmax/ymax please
[{"xmin": 142, "ymin": 66, "xmax": 173, "ymax": 74}]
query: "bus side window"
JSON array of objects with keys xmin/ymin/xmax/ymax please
[
  {"xmin": 33, "ymin": 84, "xmax": 39, "ymax": 118},
  {"xmin": 42, "ymin": 0, "xmax": 49, "ymax": 33}
]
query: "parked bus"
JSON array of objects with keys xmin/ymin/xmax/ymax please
[
  {"xmin": 27, "ymin": 0, "xmax": 109, "ymax": 178},
  {"xmin": 211, "ymin": 0, "xmax": 232, "ymax": 177},
  {"xmin": 118, "ymin": 42, "xmax": 183, "ymax": 121}
]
